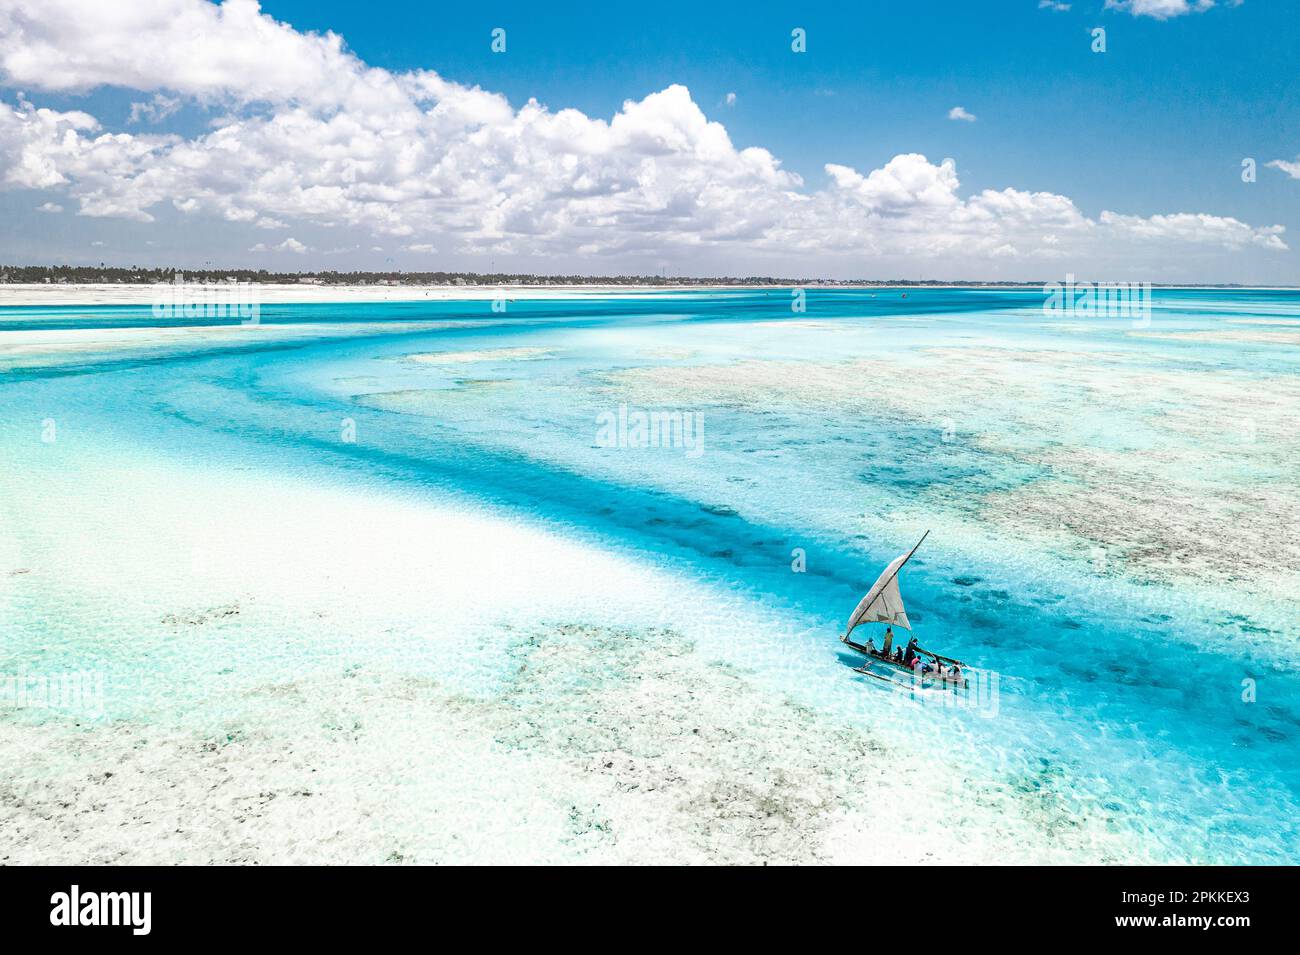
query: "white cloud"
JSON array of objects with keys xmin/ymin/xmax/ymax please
[
  {"xmin": 128, "ymin": 93, "xmax": 181, "ymax": 124},
  {"xmin": 1038, "ymin": 1, "xmax": 1071, "ymax": 10},
  {"xmin": 1098, "ymin": 211, "xmax": 1286, "ymax": 250},
  {"xmin": 0, "ymin": 0, "xmax": 1285, "ymax": 277},
  {"xmin": 404, "ymin": 243, "xmax": 437, "ymax": 253},
  {"xmin": 0, "ymin": 0, "xmax": 393, "ymax": 110},
  {"xmin": 947, "ymin": 106, "xmax": 977, "ymax": 122},
  {"xmin": 1104, "ymin": 0, "xmax": 1221, "ymax": 19},
  {"xmin": 249, "ymin": 236, "xmax": 308, "ymax": 253},
  {"xmin": 825, "ymin": 154, "xmax": 962, "ymax": 214},
  {"xmin": 1266, "ymin": 157, "xmax": 1300, "ymax": 180},
  {"xmin": 36, "ymin": 200, "xmax": 63, "ymax": 212},
  {"xmin": 724, "ymin": 92, "xmax": 736, "ymax": 107}
]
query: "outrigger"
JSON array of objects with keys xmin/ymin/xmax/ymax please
[{"xmin": 840, "ymin": 530, "xmax": 969, "ymax": 689}]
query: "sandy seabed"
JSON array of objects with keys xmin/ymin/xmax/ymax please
[
  {"xmin": 5, "ymin": 287, "xmax": 1289, "ymax": 864},
  {"xmin": 0, "ymin": 443, "xmax": 1138, "ymax": 865}
]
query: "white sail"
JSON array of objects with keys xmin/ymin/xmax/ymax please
[{"xmin": 845, "ymin": 532, "xmax": 928, "ymax": 638}]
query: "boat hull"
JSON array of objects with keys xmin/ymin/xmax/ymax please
[{"xmin": 841, "ymin": 636, "xmax": 969, "ymax": 689}]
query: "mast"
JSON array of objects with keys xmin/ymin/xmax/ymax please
[{"xmin": 876, "ymin": 529, "xmax": 928, "ymax": 599}]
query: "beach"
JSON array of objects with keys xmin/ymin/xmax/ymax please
[{"xmin": 2, "ymin": 285, "xmax": 1297, "ymax": 864}]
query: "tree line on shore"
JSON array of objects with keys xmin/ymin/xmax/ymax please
[
  {"xmin": 0, "ymin": 264, "xmax": 1047, "ymax": 287},
  {"xmin": 0, "ymin": 265, "xmax": 1260, "ymax": 288}
]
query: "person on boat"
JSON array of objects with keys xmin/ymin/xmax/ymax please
[
  {"xmin": 881, "ymin": 627, "xmax": 895, "ymax": 658},
  {"xmin": 893, "ymin": 647, "xmax": 903, "ymax": 663},
  {"xmin": 864, "ymin": 636, "xmax": 878, "ymax": 656},
  {"xmin": 903, "ymin": 636, "xmax": 919, "ymax": 667},
  {"xmin": 948, "ymin": 663, "xmax": 962, "ymax": 683}
]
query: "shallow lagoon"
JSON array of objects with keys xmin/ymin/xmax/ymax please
[{"xmin": 2, "ymin": 288, "xmax": 1297, "ymax": 863}]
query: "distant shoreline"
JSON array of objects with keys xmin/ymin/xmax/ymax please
[{"xmin": 1, "ymin": 281, "xmax": 1296, "ymax": 308}]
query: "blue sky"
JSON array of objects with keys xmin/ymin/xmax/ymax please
[
  {"xmin": 1, "ymin": 0, "xmax": 1297, "ymax": 281},
  {"xmin": 258, "ymin": 0, "xmax": 1297, "ymax": 214}
]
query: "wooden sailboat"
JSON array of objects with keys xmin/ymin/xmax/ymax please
[{"xmin": 840, "ymin": 530, "xmax": 969, "ymax": 689}]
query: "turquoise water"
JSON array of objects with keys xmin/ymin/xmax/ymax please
[{"xmin": 2, "ymin": 287, "xmax": 1298, "ymax": 863}]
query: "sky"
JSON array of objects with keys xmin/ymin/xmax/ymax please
[{"xmin": 0, "ymin": 0, "xmax": 1297, "ymax": 282}]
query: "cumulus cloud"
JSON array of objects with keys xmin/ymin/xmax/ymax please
[
  {"xmin": 825, "ymin": 154, "xmax": 962, "ymax": 214},
  {"xmin": 128, "ymin": 93, "xmax": 181, "ymax": 124},
  {"xmin": 1104, "ymin": 0, "xmax": 1222, "ymax": 19},
  {"xmin": 0, "ymin": 0, "xmax": 1285, "ymax": 275},
  {"xmin": 1099, "ymin": 211, "xmax": 1286, "ymax": 250},
  {"xmin": 249, "ymin": 237, "xmax": 308, "ymax": 253},
  {"xmin": 0, "ymin": 0, "xmax": 388, "ymax": 110},
  {"xmin": 1266, "ymin": 157, "xmax": 1300, "ymax": 180},
  {"xmin": 947, "ymin": 106, "xmax": 977, "ymax": 122}
]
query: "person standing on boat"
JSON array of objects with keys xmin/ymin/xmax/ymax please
[
  {"xmin": 903, "ymin": 636, "xmax": 919, "ymax": 667},
  {"xmin": 880, "ymin": 627, "xmax": 895, "ymax": 658}
]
